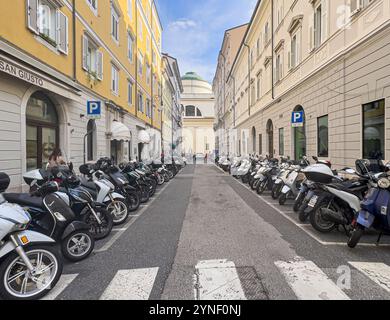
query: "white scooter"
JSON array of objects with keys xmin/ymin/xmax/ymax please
[
  {"xmin": 0, "ymin": 173, "xmax": 63, "ymax": 300},
  {"xmin": 79, "ymin": 168, "xmax": 129, "ymax": 226}
]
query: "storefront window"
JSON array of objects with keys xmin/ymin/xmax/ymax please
[
  {"xmin": 26, "ymin": 92, "xmax": 58, "ymax": 170},
  {"xmin": 279, "ymin": 128, "xmax": 284, "ymax": 155},
  {"xmin": 293, "ymin": 106, "xmax": 306, "ymax": 161},
  {"xmin": 363, "ymin": 100, "xmax": 385, "ymax": 159},
  {"xmin": 317, "ymin": 115, "xmax": 329, "ymax": 157}
]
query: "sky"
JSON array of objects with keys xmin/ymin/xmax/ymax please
[{"xmin": 156, "ymin": 0, "xmax": 257, "ymax": 83}]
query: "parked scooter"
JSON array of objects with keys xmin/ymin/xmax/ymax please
[
  {"xmin": 79, "ymin": 165, "xmax": 129, "ymax": 225},
  {"xmin": 4, "ymin": 180, "xmax": 95, "ymax": 262},
  {"xmin": 0, "ymin": 173, "xmax": 63, "ymax": 300},
  {"xmin": 348, "ymin": 161, "xmax": 390, "ymax": 248}
]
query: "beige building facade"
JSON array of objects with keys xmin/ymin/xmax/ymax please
[
  {"xmin": 216, "ymin": 0, "xmax": 390, "ymax": 168},
  {"xmin": 181, "ymin": 72, "xmax": 215, "ymax": 157},
  {"xmin": 213, "ymin": 24, "xmax": 248, "ymax": 157}
]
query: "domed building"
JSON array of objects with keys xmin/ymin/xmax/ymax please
[{"xmin": 181, "ymin": 72, "xmax": 215, "ymax": 160}]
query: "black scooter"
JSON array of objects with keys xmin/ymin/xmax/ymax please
[{"xmin": 3, "ymin": 180, "xmax": 95, "ymax": 262}]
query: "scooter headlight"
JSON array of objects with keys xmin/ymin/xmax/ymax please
[{"xmin": 378, "ymin": 178, "xmax": 390, "ymax": 189}]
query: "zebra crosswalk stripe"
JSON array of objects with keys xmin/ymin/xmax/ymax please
[
  {"xmin": 275, "ymin": 260, "xmax": 350, "ymax": 300},
  {"xmin": 42, "ymin": 274, "xmax": 79, "ymax": 300},
  {"xmin": 100, "ymin": 268, "xmax": 159, "ymax": 300},
  {"xmin": 349, "ymin": 262, "xmax": 390, "ymax": 294},
  {"xmin": 194, "ymin": 260, "xmax": 247, "ymax": 300}
]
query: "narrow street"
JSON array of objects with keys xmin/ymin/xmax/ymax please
[{"xmin": 48, "ymin": 165, "xmax": 390, "ymax": 300}]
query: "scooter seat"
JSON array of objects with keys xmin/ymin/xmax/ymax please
[
  {"xmin": 3, "ymin": 193, "xmax": 44, "ymax": 209},
  {"xmin": 80, "ymin": 177, "xmax": 98, "ymax": 191}
]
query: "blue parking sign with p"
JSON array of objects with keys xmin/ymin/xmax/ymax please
[
  {"xmin": 292, "ymin": 111, "xmax": 304, "ymax": 127},
  {"xmin": 87, "ymin": 101, "xmax": 101, "ymax": 119}
]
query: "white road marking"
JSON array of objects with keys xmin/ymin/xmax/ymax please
[
  {"xmin": 194, "ymin": 259, "xmax": 246, "ymax": 300},
  {"xmin": 100, "ymin": 268, "xmax": 159, "ymax": 300},
  {"xmin": 349, "ymin": 262, "xmax": 390, "ymax": 293},
  {"xmin": 275, "ymin": 260, "xmax": 350, "ymax": 300},
  {"xmin": 42, "ymin": 274, "xmax": 78, "ymax": 300},
  {"xmin": 95, "ymin": 182, "xmax": 170, "ymax": 253},
  {"xmin": 227, "ymin": 172, "xmax": 390, "ymax": 247}
]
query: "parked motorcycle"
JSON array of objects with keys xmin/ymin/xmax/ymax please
[{"xmin": 0, "ymin": 173, "xmax": 63, "ymax": 300}]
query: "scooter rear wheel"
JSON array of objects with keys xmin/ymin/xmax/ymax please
[{"xmin": 62, "ymin": 231, "xmax": 95, "ymax": 262}]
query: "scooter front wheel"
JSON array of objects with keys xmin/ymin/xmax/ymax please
[
  {"xmin": 82, "ymin": 208, "xmax": 113, "ymax": 240},
  {"xmin": 279, "ymin": 193, "xmax": 287, "ymax": 205},
  {"xmin": 294, "ymin": 192, "xmax": 305, "ymax": 212},
  {"xmin": 107, "ymin": 200, "xmax": 129, "ymax": 225},
  {"xmin": 0, "ymin": 245, "xmax": 63, "ymax": 300},
  {"xmin": 348, "ymin": 225, "xmax": 365, "ymax": 248}
]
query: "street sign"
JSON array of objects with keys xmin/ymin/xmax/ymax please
[
  {"xmin": 87, "ymin": 101, "xmax": 101, "ymax": 119},
  {"xmin": 292, "ymin": 111, "xmax": 304, "ymax": 128}
]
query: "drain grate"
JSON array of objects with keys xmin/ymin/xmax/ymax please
[{"xmin": 236, "ymin": 267, "xmax": 269, "ymax": 300}]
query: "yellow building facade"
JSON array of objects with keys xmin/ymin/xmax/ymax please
[{"xmin": 0, "ymin": 0, "xmax": 163, "ymax": 190}]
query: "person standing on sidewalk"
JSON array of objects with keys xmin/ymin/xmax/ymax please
[
  {"xmin": 193, "ymin": 154, "xmax": 196, "ymax": 165},
  {"xmin": 204, "ymin": 153, "xmax": 208, "ymax": 164}
]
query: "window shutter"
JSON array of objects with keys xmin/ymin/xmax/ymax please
[
  {"xmin": 57, "ymin": 10, "xmax": 68, "ymax": 55},
  {"xmin": 82, "ymin": 35, "xmax": 89, "ymax": 71},
  {"xmin": 297, "ymin": 29, "xmax": 302, "ymax": 64},
  {"xmin": 27, "ymin": 0, "xmax": 39, "ymax": 34},
  {"xmin": 96, "ymin": 51, "xmax": 103, "ymax": 80},
  {"xmin": 321, "ymin": 0, "xmax": 329, "ymax": 41},
  {"xmin": 288, "ymin": 50, "xmax": 291, "ymax": 71},
  {"xmin": 308, "ymin": 12, "xmax": 315, "ymax": 52}
]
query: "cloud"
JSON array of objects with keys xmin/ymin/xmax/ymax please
[
  {"xmin": 168, "ymin": 18, "xmax": 197, "ymax": 30},
  {"xmin": 159, "ymin": 0, "xmax": 256, "ymax": 82}
]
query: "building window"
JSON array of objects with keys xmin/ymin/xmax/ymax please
[
  {"xmin": 82, "ymin": 35, "xmax": 103, "ymax": 80},
  {"xmin": 257, "ymin": 73, "xmax": 262, "ymax": 100},
  {"xmin": 138, "ymin": 92, "xmax": 144, "ymax": 113},
  {"xmin": 127, "ymin": 0, "xmax": 132, "ymax": 20},
  {"xmin": 111, "ymin": 5, "xmax": 120, "ymax": 42},
  {"xmin": 128, "ymin": 33, "xmax": 134, "ymax": 62},
  {"xmin": 111, "ymin": 64, "xmax": 119, "ymax": 95},
  {"xmin": 138, "ymin": 52, "xmax": 143, "ymax": 75},
  {"xmin": 317, "ymin": 115, "xmax": 329, "ymax": 157},
  {"xmin": 86, "ymin": 0, "xmax": 98, "ymax": 13},
  {"xmin": 138, "ymin": 20, "xmax": 143, "ymax": 40},
  {"xmin": 264, "ymin": 22, "xmax": 269, "ymax": 44},
  {"xmin": 290, "ymin": 28, "xmax": 301, "ymax": 69},
  {"xmin": 363, "ymin": 99, "xmax": 385, "ymax": 159},
  {"xmin": 275, "ymin": 50, "xmax": 283, "ymax": 82},
  {"xmin": 185, "ymin": 105, "xmax": 195, "ymax": 117},
  {"xmin": 279, "ymin": 128, "xmax": 284, "ymax": 155},
  {"xmin": 259, "ymin": 134, "xmax": 263, "ymax": 155},
  {"xmin": 146, "ymin": 63, "xmax": 151, "ymax": 84},
  {"xmin": 146, "ymin": 99, "xmax": 151, "ymax": 118},
  {"xmin": 26, "ymin": 0, "xmax": 69, "ymax": 54},
  {"xmin": 127, "ymin": 80, "xmax": 133, "ymax": 105}
]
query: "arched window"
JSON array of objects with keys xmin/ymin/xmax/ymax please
[
  {"xmin": 266, "ymin": 120, "xmax": 274, "ymax": 158},
  {"xmin": 252, "ymin": 127, "xmax": 257, "ymax": 154},
  {"xmin": 185, "ymin": 105, "xmax": 195, "ymax": 117},
  {"xmin": 26, "ymin": 92, "xmax": 59, "ymax": 170},
  {"xmin": 87, "ymin": 120, "xmax": 97, "ymax": 161},
  {"xmin": 196, "ymin": 108, "xmax": 202, "ymax": 117}
]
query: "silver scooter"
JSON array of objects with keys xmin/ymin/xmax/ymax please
[{"xmin": 0, "ymin": 173, "xmax": 63, "ymax": 300}]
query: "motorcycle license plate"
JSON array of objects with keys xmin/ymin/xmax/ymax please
[{"xmin": 308, "ymin": 196, "xmax": 319, "ymax": 208}]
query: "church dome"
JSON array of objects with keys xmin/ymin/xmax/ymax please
[{"xmin": 181, "ymin": 72, "xmax": 207, "ymax": 82}]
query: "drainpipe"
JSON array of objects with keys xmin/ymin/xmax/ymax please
[
  {"xmin": 271, "ymin": 0, "xmax": 275, "ymax": 100},
  {"xmin": 243, "ymin": 43, "xmax": 251, "ymax": 116},
  {"xmin": 72, "ymin": 0, "xmax": 76, "ymax": 81},
  {"xmin": 135, "ymin": 5, "xmax": 138, "ymax": 118}
]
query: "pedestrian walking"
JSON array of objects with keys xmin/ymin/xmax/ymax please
[
  {"xmin": 193, "ymin": 154, "xmax": 196, "ymax": 164},
  {"xmin": 204, "ymin": 153, "xmax": 208, "ymax": 164}
]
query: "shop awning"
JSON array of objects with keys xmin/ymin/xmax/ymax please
[
  {"xmin": 138, "ymin": 130, "xmax": 151, "ymax": 144},
  {"xmin": 111, "ymin": 121, "xmax": 131, "ymax": 141}
]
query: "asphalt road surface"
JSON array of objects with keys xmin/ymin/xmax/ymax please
[{"xmin": 47, "ymin": 164, "xmax": 390, "ymax": 300}]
